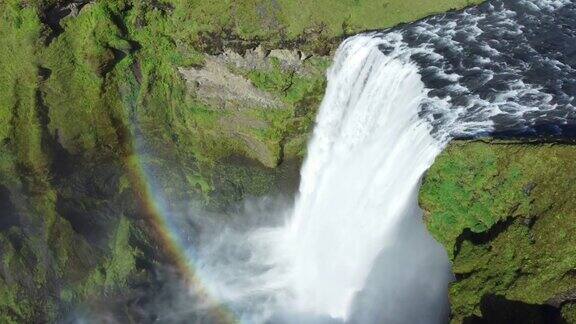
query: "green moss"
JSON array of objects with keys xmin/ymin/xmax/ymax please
[
  {"xmin": 563, "ymin": 303, "xmax": 576, "ymax": 324},
  {"xmin": 210, "ymin": 163, "xmax": 275, "ymax": 208},
  {"xmin": 43, "ymin": 2, "xmax": 130, "ymax": 153},
  {"xmin": 61, "ymin": 217, "xmax": 138, "ymax": 302},
  {"xmin": 244, "ymin": 57, "xmax": 327, "ymax": 105},
  {"xmin": 283, "ymin": 134, "xmax": 309, "ymax": 158},
  {"xmin": 0, "ymin": 280, "xmax": 35, "ymax": 324},
  {"xmin": 209, "ymin": 156, "xmax": 300, "ymax": 208},
  {"xmin": 166, "ymin": 0, "xmax": 482, "ymax": 47},
  {"xmin": 0, "ymin": 1, "xmax": 47, "ymax": 173},
  {"xmin": 118, "ymin": 174, "xmax": 131, "ymax": 193},
  {"xmin": 0, "ymin": 224, "xmax": 60, "ymax": 322},
  {"xmin": 420, "ymin": 142, "xmax": 533, "ymax": 257},
  {"xmin": 103, "ymin": 217, "xmax": 138, "ymax": 287},
  {"xmin": 240, "ymin": 57, "xmax": 326, "ymax": 161},
  {"xmin": 421, "ymin": 141, "xmax": 576, "ymax": 322},
  {"xmin": 0, "ymin": 236, "xmax": 35, "ymax": 323}
]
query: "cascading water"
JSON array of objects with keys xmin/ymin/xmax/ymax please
[
  {"xmin": 194, "ymin": 35, "xmax": 452, "ymax": 323},
  {"xmin": 262, "ymin": 36, "xmax": 448, "ymax": 319},
  {"xmin": 192, "ymin": 0, "xmax": 576, "ymax": 322}
]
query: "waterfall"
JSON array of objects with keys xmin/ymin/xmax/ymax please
[
  {"xmin": 195, "ymin": 34, "xmax": 453, "ymax": 323},
  {"xmin": 264, "ymin": 35, "xmax": 449, "ymax": 319},
  {"xmin": 193, "ymin": 0, "xmax": 576, "ymax": 322}
]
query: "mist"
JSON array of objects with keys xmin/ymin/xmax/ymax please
[
  {"xmin": 71, "ymin": 0, "xmax": 576, "ymax": 321},
  {"xmin": 188, "ymin": 34, "xmax": 453, "ymax": 323}
]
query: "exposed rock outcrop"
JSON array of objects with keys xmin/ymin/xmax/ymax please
[
  {"xmin": 5, "ymin": 0, "xmax": 547, "ymax": 323},
  {"xmin": 178, "ymin": 57, "xmax": 286, "ymax": 110}
]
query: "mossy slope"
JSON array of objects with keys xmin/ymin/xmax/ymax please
[
  {"xmin": 420, "ymin": 141, "xmax": 576, "ymax": 323},
  {"xmin": 0, "ymin": 0, "xmax": 482, "ymax": 322}
]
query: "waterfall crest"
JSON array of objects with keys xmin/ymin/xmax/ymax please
[
  {"xmin": 193, "ymin": 0, "xmax": 576, "ymax": 322},
  {"xmin": 264, "ymin": 35, "xmax": 448, "ymax": 319},
  {"xmin": 193, "ymin": 35, "xmax": 453, "ymax": 323}
]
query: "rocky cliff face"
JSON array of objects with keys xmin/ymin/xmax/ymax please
[
  {"xmin": 7, "ymin": 0, "xmax": 573, "ymax": 323},
  {"xmin": 0, "ymin": 0, "xmax": 480, "ymax": 322},
  {"xmin": 420, "ymin": 140, "xmax": 576, "ymax": 323}
]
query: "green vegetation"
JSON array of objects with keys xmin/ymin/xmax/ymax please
[
  {"xmin": 277, "ymin": 0, "xmax": 483, "ymax": 39},
  {"xmin": 43, "ymin": 3, "xmax": 130, "ymax": 153},
  {"xmin": 167, "ymin": 0, "xmax": 483, "ymax": 50},
  {"xmin": 420, "ymin": 141, "xmax": 576, "ymax": 323},
  {"xmin": 563, "ymin": 303, "xmax": 576, "ymax": 323},
  {"xmin": 0, "ymin": 161, "xmax": 143, "ymax": 323},
  {"xmin": 239, "ymin": 56, "xmax": 328, "ymax": 161},
  {"xmin": 419, "ymin": 142, "xmax": 533, "ymax": 257},
  {"xmin": 0, "ymin": 1, "xmax": 45, "ymax": 174},
  {"xmin": 60, "ymin": 217, "xmax": 138, "ymax": 302},
  {"xmin": 0, "ymin": 0, "xmax": 485, "ymax": 321}
]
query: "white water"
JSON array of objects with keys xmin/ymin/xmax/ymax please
[
  {"xmin": 143, "ymin": 0, "xmax": 576, "ymax": 321},
  {"xmin": 194, "ymin": 34, "xmax": 453, "ymax": 323},
  {"xmin": 265, "ymin": 35, "xmax": 447, "ymax": 319},
  {"xmin": 190, "ymin": 1, "xmax": 576, "ymax": 319}
]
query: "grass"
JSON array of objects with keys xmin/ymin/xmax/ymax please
[
  {"xmin": 277, "ymin": 0, "xmax": 483, "ymax": 38},
  {"xmin": 166, "ymin": 0, "xmax": 483, "ymax": 48},
  {"xmin": 0, "ymin": 0, "xmax": 487, "ymax": 321},
  {"xmin": 43, "ymin": 2, "xmax": 131, "ymax": 153},
  {"xmin": 420, "ymin": 141, "xmax": 576, "ymax": 322},
  {"xmin": 0, "ymin": 1, "xmax": 46, "ymax": 173}
]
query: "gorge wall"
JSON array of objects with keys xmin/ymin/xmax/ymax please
[
  {"xmin": 0, "ymin": 0, "xmax": 480, "ymax": 321},
  {"xmin": 421, "ymin": 140, "xmax": 576, "ymax": 323},
  {"xmin": 1, "ymin": 0, "xmax": 575, "ymax": 323}
]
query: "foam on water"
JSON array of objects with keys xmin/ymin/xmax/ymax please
[
  {"xmin": 263, "ymin": 36, "xmax": 447, "ymax": 319},
  {"xmin": 192, "ymin": 35, "xmax": 451, "ymax": 323},
  {"xmin": 191, "ymin": 0, "xmax": 576, "ymax": 322}
]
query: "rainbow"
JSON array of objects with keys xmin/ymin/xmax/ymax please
[{"xmin": 124, "ymin": 152, "xmax": 237, "ymax": 323}]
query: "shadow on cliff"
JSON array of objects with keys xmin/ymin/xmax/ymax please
[{"xmin": 463, "ymin": 294, "xmax": 565, "ymax": 324}]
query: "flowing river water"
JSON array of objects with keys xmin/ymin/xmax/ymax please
[{"xmin": 190, "ymin": 0, "xmax": 576, "ymax": 322}]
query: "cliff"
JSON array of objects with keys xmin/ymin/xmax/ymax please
[
  {"xmin": 0, "ymin": 0, "xmax": 482, "ymax": 322},
  {"xmin": 420, "ymin": 140, "xmax": 576, "ymax": 323}
]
